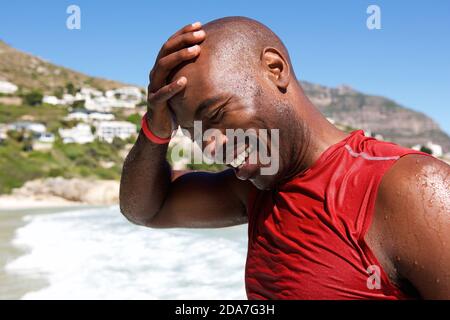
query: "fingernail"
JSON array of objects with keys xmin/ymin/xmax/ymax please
[
  {"xmin": 193, "ymin": 30, "xmax": 205, "ymax": 37},
  {"xmin": 192, "ymin": 21, "xmax": 201, "ymax": 28},
  {"xmin": 188, "ymin": 45, "xmax": 199, "ymax": 52},
  {"xmin": 177, "ymin": 77, "xmax": 187, "ymax": 85}
]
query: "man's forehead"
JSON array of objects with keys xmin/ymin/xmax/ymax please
[
  {"xmin": 169, "ymin": 68, "xmax": 207, "ymax": 118},
  {"xmin": 168, "ymin": 57, "xmax": 225, "ymax": 122}
]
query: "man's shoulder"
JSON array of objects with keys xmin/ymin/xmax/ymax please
[
  {"xmin": 374, "ymin": 153, "xmax": 449, "ymax": 236},
  {"xmin": 372, "ymin": 153, "xmax": 450, "ymax": 298},
  {"xmin": 378, "ymin": 153, "xmax": 447, "ymax": 202}
]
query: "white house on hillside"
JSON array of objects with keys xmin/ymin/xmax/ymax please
[
  {"xmin": 0, "ymin": 80, "xmax": 18, "ymax": 94},
  {"xmin": 43, "ymin": 95, "xmax": 60, "ymax": 105},
  {"xmin": 9, "ymin": 121, "xmax": 47, "ymax": 134},
  {"xmin": 94, "ymin": 121, "xmax": 137, "ymax": 143},
  {"xmin": 65, "ymin": 109, "xmax": 115, "ymax": 122},
  {"xmin": 65, "ymin": 110, "xmax": 89, "ymax": 122},
  {"xmin": 63, "ymin": 94, "xmax": 76, "ymax": 104},
  {"xmin": 89, "ymin": 112, "xmax": 115, "ymax": 121},
  {"xmin": 106, "ymin": 86, "xmax": 143, "ymax": 103},
  {"xmin": 0, "ymin": 123, "xmax": 8, "ymax": 141},
  {"xmin": 42, "ymin": 86, "xmax": 144, "ymax": 111},
  {"xmin": 80, "ymin": 87, "xmax": 103, "ymax": 97},
  {"xmin": 59, "ymin": 123, "xmax": 95, "ymax": 144},
  {"xmin": 34, "ymin": 132, "xmax": 55, "ymax": 143},
  {"xmin": 412, "ymin": 141, "xmax": 443, "ymax": 157}
]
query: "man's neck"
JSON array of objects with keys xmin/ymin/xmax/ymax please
[{"xmin": 282, "ymin": 90, "xmax": 348, "ymax": 182}]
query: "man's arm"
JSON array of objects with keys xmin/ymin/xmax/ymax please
[
  {"xmin": 375, "ymin": 154, "xmax": 450, "ymax": 299},
  {"xmin": 120, "ymin": 131, "xmax": 252, "ymax": 228},
  {"xmin": 119, "ymin": 22, "xmax": 254, "ymax": 228}
]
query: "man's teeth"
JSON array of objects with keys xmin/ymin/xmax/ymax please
[{"xmin": 230, "ymin": 146, "xmax": 252, "ymax": 168}]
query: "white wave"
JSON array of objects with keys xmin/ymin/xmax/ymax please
[{"xmin": 6, "ymin": 206, "xmax": 248, "ymax": 299}]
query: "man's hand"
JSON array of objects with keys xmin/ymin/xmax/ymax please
[{"xmin": 147, "ymin": 22, "xmax": 206, "ymax": 138}]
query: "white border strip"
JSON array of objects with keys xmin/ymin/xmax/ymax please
[{"xmin": 344, "ymin": 144, "xmax": 400, "ymax": 161}]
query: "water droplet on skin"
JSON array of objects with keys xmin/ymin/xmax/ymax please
[
  {"xmin": 436, "ymin": 278, "xmax": 440, "ymax": 284},
  {"xmin": 384, "ymin": 215, "xmax": 388, "ymax": 220},
  {"xmin": 395, "ymin": 256, "xmax": 401, "ymax": 262},
  {"xmin": 414, "ymin": 260, "xmax": 418, "ymax": 266}
]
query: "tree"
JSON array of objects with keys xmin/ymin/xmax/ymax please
[
  {"xmin": 72, "ymin": 100, "xmax": 85, "ymax": 109},
  {"xmin": 22, "ymin": 140, "xmax": 33, "ymax": 152},
  {"xmin": 24, "ymin": 90, "xmax": 43, "ymax": 106},
  {"xmin": 126, "ymin": 113, "xmax": 141, "ymax": 128},
  {"xmin": 420, "ymin": 146, "xmax": 432, "ymax": 155},
  {"xmin": 7, "ymin": 130, "xmax": 24, "ymax": 142},
  {"xmin": 112, "ymin": 137, "xmax": 126, "ymax": 150},
  {"xmin": 54, "ymin": 87, "xmax": 64, "ymax": 99},
  {"xmin": 66, "ymin": 82, "xmax": 76, "ymax": 95}
]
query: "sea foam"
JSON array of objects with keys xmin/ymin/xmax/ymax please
[{"xmin": 6, "ymin": 206, "xmax": 248, "ymax": 299}]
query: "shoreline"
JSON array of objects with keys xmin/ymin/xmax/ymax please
[
  {"xmin": 0, "ymin": 177, "xmax": 120, "ymax": 210},
  {"xmin": 0, "ymin": 205, "xmax": 99, "ymax": 299},
  {"xmin": 0, "ymin": 195, "xmax": 83, "ymax": 211}
]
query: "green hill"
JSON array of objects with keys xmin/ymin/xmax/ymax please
[{"xmin": 0, "ymin": 40, "xmax": 131, "ymax": 94}]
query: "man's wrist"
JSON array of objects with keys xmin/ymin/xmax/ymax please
[{"xmin": 141, "ymin": 112, "xmax": 171, "ymax": 144}]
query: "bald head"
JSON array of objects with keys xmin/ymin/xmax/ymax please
[
  {"xmin": 169, "ymin": 16, "xmax": 294, "ymax": 82},
  {"xmin": 203, "ymin": 17, "xmax": 291, "ymax": 70}
]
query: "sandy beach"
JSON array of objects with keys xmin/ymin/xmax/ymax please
[
  {"xmin": 0, "ymin": 195, "xmax": 80, "ymax": 211},
  {"xmin": 0, "ymin": 205, "xmax": 91, "ymax": 299}
]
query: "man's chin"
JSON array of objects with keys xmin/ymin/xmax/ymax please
[
  {"xmin": 249, "ymin": 174, "xmax": 277, "ymax": 191},
  {"xmin": 229, "ymin": 161, "xmax": 280, "ymax": 190}
]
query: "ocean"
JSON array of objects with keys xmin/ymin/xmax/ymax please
[{"xmin": 4, "ymin": 206, "xmax": 248, "ymax": 299}]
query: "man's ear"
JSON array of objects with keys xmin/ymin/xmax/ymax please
[{"xmin": 261, "ymin": 47, "xmax": 290, "ymax": 92}]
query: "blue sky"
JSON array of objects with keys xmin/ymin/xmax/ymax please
[{"xmin": 1, "ymin": 0, "xmax": 449, "ymax": 133}]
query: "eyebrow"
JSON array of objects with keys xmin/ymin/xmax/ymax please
[{"xmin": 194, "ymin": 96, "xmax": 224, "ymax": 119}]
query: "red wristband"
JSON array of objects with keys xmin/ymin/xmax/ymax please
[{"xmin": 141, "ymin": 112, "xmax": 171, "ymax": 144}]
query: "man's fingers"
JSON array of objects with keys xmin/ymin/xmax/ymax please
[
  {"xmin": 148, "ymin": 77, "xmax": 187, "ymax": 106},
  {"xmin": 159, "ymin": 29, "xmax": 205, "ymax": 59},
  {"xmin": 170, "ymin": 21, "xmax": 202, "ymax": 40},
  {"xmin": 151, "ymin": 45, "xmax": 200, "ymax": 87},
  {"xmin": 156, "ymin": 22, "xmax": 202, "ymax": 59},
  {"xmin": 148, "ymin": 22, "xmax": 202, "ymax": 103}
]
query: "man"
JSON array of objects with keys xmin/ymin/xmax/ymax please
[{"xmin": 120, "ymin": 17, "xmax": 450, "ymax": 299}]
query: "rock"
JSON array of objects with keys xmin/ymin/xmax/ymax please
[
  {"xmin": 301, "ymin": 81, "xmax": 450, "ymax": 152},
  {"xmin": 11, "ymin": 177, "xmax": 120, "ymax": 205}
]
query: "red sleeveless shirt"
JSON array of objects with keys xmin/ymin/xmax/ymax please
[{"xmin": 245, "ymin": 130, "xmax": 428, "ymax": 300}]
